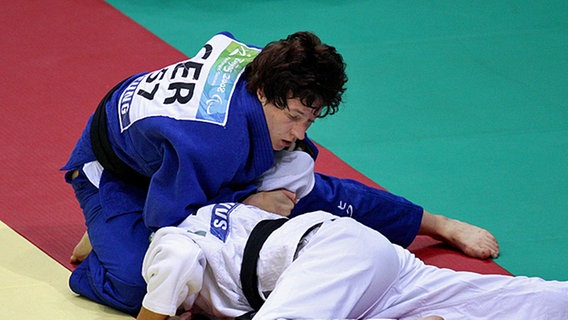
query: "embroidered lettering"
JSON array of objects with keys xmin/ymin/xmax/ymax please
[
  {"xmin": 338, "ymin": 201, "xmax": 354, "ymax": 217},
  {"xmin": 210, "ymin": 203, "xmax": 239, "ymax": 242}
]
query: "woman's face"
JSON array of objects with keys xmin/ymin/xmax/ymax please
[{"xmin": 259, "ymin": 90, "xmax": 319, "ymax": 151}]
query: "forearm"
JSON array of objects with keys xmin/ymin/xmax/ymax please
[
  {"xmin": 292, "ymin": 173, "xmax": 423, "ymax": 247},
  {"xmin": 418, "ymin": 210, "xmax": 444, "ymax": 238}
]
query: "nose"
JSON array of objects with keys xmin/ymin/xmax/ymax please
[{"xmin": 290, "ymin": 122, "xmax": 307, "ymax": 141}]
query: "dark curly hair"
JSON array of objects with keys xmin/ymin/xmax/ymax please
[{"xmin": 244, "ymin": 31, "xmax": 347, "ymax": 118}]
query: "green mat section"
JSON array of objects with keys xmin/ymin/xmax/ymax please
[{"xmin": 107, "ymin": 0, "xmax": 567, "ymax": 281}]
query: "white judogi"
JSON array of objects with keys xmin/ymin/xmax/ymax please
[{"xmin": 141, "ymin": 151, "xmax": 568, "ymax": 319}]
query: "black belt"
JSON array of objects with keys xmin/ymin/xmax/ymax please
[
  {"xmin": 89, "ymin": 79, "xmax": 149, "ymax": 185},
  {"xmin": 240, "ymin": 218, "xmax": 288, "ymax": 312}
]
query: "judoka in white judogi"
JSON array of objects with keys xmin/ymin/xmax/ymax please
[{"xmin": 141, "ymin": 151, "xmax": 568, "ymax": 320}]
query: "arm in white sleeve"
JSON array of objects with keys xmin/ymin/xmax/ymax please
[
  {"xmin": 141, "ymin": 227, "xmax": 206, "ymax": 316},
  {"xmin": 256, "ymin": 150, "xmax": 315, "ymax": 201}
]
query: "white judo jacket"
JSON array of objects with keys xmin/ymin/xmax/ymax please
[{"xmin": 141, "ymin": 150, "xmax": 330, "ymax": 317}]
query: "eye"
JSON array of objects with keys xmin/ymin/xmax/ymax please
[{"xmin": 286, "ymin": 109, "xmax": 300, "ymax": 120}]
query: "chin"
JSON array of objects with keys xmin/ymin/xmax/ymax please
[{"xmin": 272, "ymin": 142, "xmax": 285, "ymax": 151}]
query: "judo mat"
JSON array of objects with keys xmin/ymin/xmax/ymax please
[
  {"xmin": 1, "ymin": 0, "xmax": 565, "ymax": 318},
  {"xmin": 0, "ymin": 221, "xmax": 130, "ymax": 319}
]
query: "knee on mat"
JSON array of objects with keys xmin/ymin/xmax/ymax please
[
  {"xmin": 69, "ymin": 254, "xmax": 147, "ymax": 315},
  {"xmin": 105, "ymin": 271, "xmax": 147, "ymax": 315}
]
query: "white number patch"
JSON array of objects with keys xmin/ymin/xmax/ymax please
[{"xmin": 118, "ymin": 34, "xmax": 260, "ymax": 132}]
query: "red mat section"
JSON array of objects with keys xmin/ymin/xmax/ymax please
[
  {"xmin": 0, "ymin": 0, "xmax": 509, "ymax": 276},
  {"xmin": 0, "ymin": 0, "xmax": 186, "ymax": 271}
]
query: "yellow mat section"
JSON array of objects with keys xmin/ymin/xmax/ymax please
[{"xmin": 0, "ymin": 221, "xmax": 132, "ymax": 319}]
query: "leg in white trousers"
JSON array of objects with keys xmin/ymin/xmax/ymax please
[
  {"xmin": 370, "ymin": 245, "xmax": 568, "ymax": 320},
  {"xmin": 254, "ymin": 217, "xmax": 568, "ymax": 320}
]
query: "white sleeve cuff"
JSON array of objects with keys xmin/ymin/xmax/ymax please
[
  {"xmin": 256, "ymin": 150, "xmax": 315, "ymax": 201},
  {"xmin": 141, "ymin": 227, "xmax": 206, "ymax": 316}
]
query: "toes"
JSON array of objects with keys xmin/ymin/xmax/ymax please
[{"xmin": 70, "ymin": 255, "xmax": 81, "ymax": 264}]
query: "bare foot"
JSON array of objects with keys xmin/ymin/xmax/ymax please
[
  {"xmin": 70, "ymin": 231, "xmax": 92, "ymax": 264},
  {"xmin": 420, "ymin": 211, "xmax": 499, "ymax": 259}
]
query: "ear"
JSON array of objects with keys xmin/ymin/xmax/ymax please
[{"xmin": 256, "ymin": 88, "xmax": 266, "ymax": 105}]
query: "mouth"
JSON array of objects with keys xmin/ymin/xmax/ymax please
[{"xmin": 279, "ymin": 139, "xmax": 293, "ymax": 150}]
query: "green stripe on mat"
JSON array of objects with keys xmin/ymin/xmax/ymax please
[{"xmin": 107, "ymin": 0, "xmax": 568, "ymax": 281}]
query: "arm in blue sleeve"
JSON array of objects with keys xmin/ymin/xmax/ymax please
[{"xmin": 291, "ymin": 173, "xmax": 423, "ymax": 247}]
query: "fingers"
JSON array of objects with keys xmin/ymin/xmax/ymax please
[
  {"xmin": 482, "ymin": 230, "xmax": 500, "ymax": 259},
  {"xmin": 471, "ymin": 228, "xmax": 499, "ymax": 259},
  {"xmin": 453, "ymin": 221, "xmax": 500, "ymax": 259},
  {"xmin": 270, "ymin": 189, "xmax": 296, "ymax": 216},
  {"xmin": 280, "ymin": 189, "xmax": 297, "ymax": 203}
]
